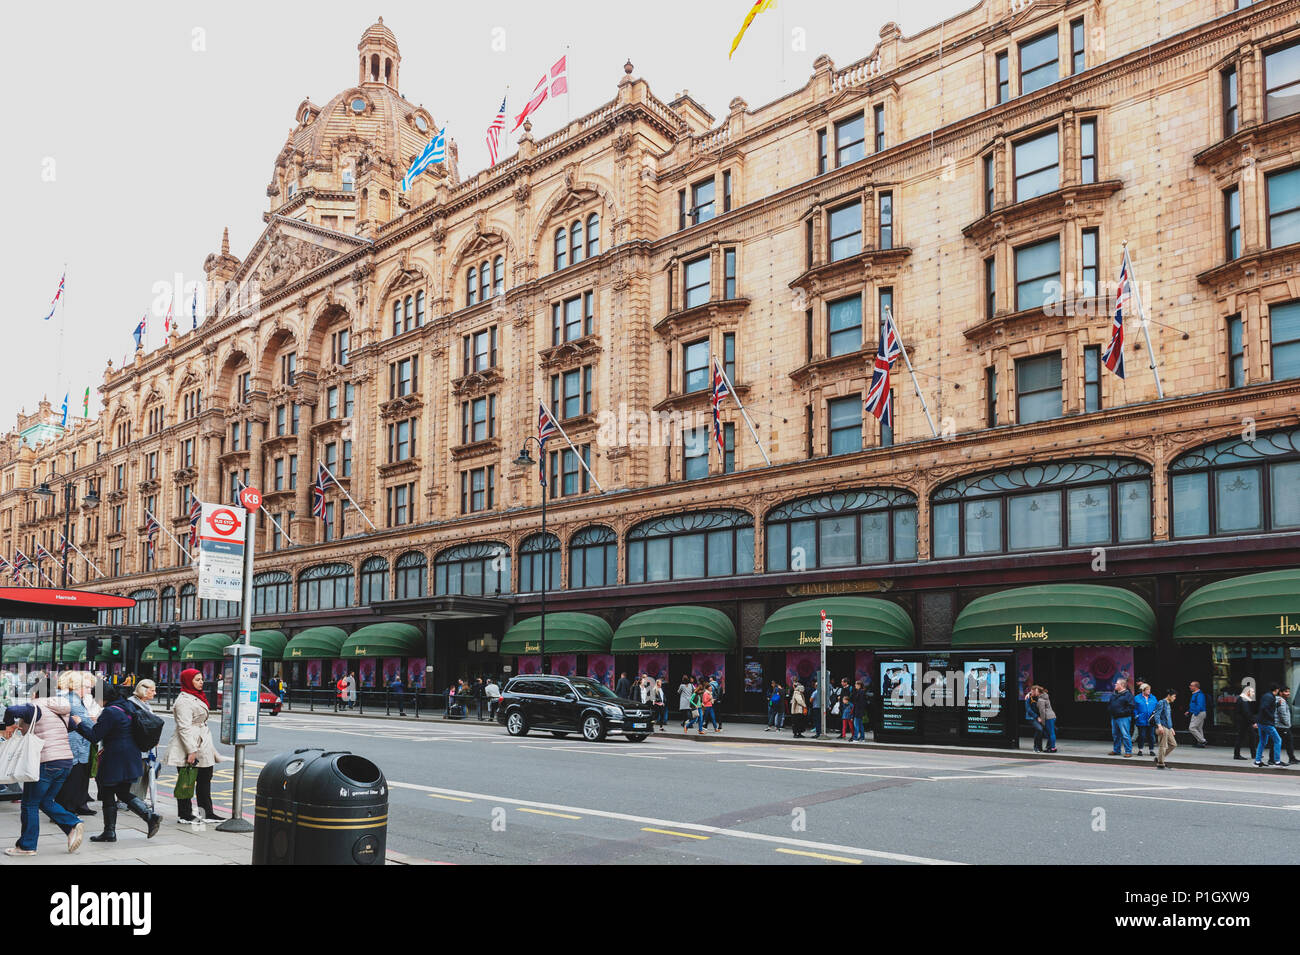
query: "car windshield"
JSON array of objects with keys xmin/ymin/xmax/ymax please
[{"xmin": 568, "ymin": 678, "xmax": 619, "ymax": 700}]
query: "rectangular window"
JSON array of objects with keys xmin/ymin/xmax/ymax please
[
  {"xmin": 692, "ymin": 178, "xmax": 716, "ymax": 224},
  {"xmin": 683, "ymin": 428, "xmax": 709, "ymax": 481},
  {"xmin": 551, "ymin": 369, "xmax": 590, "ymax": 420},
  {"xmin": 1079, "ymin": 119, "xmax": 1097, "ymax": 184},
  {"xmin": 387, "ymin": 483, "xmax": 414, "ymax": 527},
  {"xmin": 273, "ymin": 456, "xmax": 286, "ymax": 491},
  {"xmin": 722, "ymin": 170, "xmax": 732, "ymax": 213},
  {"xmin": 827, "ymin": 295, "xmax": 864, "ymax": 357},
  {"xmin": 879, "ymin": 388, "xmax": 894, "ymax": 447},
  {"xmin": 1016, "ymin": 352, "xmax": 1063, "ymax": 424},
  {"xmin": 281, "ymin": 352, "xmax": 296, "ymax": 385},
  {"xmin": 182, "ymin": 438, "xmax": 194, "ymax": 468},
  {"xmin": 873, "ymin": 104, "xmax": 885, "ymax": 152},
  {"xmin": 552, "ymin": 293, "xmax": 592, "ymax": 345},
  {"xmin": 275, "ymin": 405, "xmax": 285, "ymax": 436},
  {"xmin": 835, "ymin": 113, "xmax": 865, "ymax": 167},
  {"xmin": 1014, "ymin": 129, "xmax": 1059, "ymax": 201},
  {"xmin": 684, "ymin": 255, "xmax": 711, "ymax": 309},
  {"xmin": 984, "ymin": 256, "xmax": 997, "ymax": 319},
  {"xmin": 678, "ymin": 189, "xmax": 687, "ymax": 230},
  {"xmin": 1223, "ymin": 67, "xmax": 1238, "ymax": 136},
  {"xmin": 724, "ymin": 248, "xmax": 736, "ymax": 299},
  {"xmin": 331, "ymin": 329, "xmax": 350, "ymax": 366},
  {"xmin": 1271, "ymin": 301, "xmax": 1300, "ymax": 381},
  {"xmin": 1084, "ymin": 344, "xmax": 1102, "ymax": 413},
  {"xmin": 1227, "ymin": 314, "xmax": 1244, "ymax": 387},
  {"xmin": 879, "ymin": 286, "xmax": 894, "ymax": 327},
  {"xmin": 344, "ymin": 383, "xmax": 355, "ymax": 417},
  {"xmin": 461, "ymin": 396, "xmax": 495, "ymax": 444},
  {"xmin": 1014, "ymin": 237, "xmax": 1061, "ymax": 311},
  {"xmin": 723, "ymin": 332, "xmax": 736, "ymax": 384},
  {"xmin": 1264, "ymin": 41, "xmax": 1300, "ymax": 122},
  {"xmin": 327, "ymin": 386, "xmax": 339, "ymax": 419},
  {"xmin": 464, "ymin": 327, "xmax": 498, "ymax": 374},
  {"xmin": 986, "ymin": 366, "xmax": 998, "ymax": 427},
  {"xmin": 817, "ymin": 129, "xmax": 828, "ymax": 175},
  {"xmin": 996, "ymin": 51, "xmax": 1010, "ymax": 104},
  {"xmin": 828, "ymin": 396, "xmax": 862, "ymax": 456},
  {"xmin": 983, "ymin": 154, "xmax": 995, "ymax": 213},
  {"xmin": 288, "ymin": 454, "xmax": 297, "ymax": 490},
  {"xmin": 723, "ymin": 423, "xmax": 736, "ymax": 474},
  {"xmin": 805, "ymin": 309, "xmax": 814, "ymax": 361},
  {"xmin": 1070, "ymin": 18, "xmax": 1085, "ymax": 74},
  {"xmin": 1019, "ymin": 29, "xmax": 1060, "ymax": 96},
  {"xmin": 1266, "ymin": 167, "xmax": 1300, "ymax": 248},
  {"xmin": 878, "ymin": 191, "xmax": 893, "ymax": 249},
  {"xmin": 1081, "ymin": 228, "xmax": 1099, "ymax": 297},
  {"xmin": 388, "ymin": 418, "xmax": 414, "ymax": 461},
  {"xmin": 683, "ymin": 339, "xmax": 710, "ymax": 393},
  {"xmin": 548, "ymin": 444, "xmax": 591, "ymax": 499},
  {"xmin": 389, "ymin": 356, "xmax": 418, "ymax": 398},
  {"xmin": 460, "ymin": 466, "xmax": 495, "ymax": 514},
  {"xmin": 1225, "ymin": 186, "xmax": 1241, "ymax": 260},
  {"xmin": 828, "ymin": 202, "xmax": 863, "ymax": 262}
]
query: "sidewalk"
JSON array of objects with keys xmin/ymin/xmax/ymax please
[{"xmin": 283, "ymin": 705, "xmax": 1291, "ymax": 774}]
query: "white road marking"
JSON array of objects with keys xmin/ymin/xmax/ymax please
[
  {"xmin": 517, "ymin": 744, "xmax": 667, "ymax": 760},
  {"xmin": 1040, "ymin": 788, "xmax": 1300, "ymax": 811},
  {"xmin": 1085, "ymin": 785, "xmax": 1185, "ymax": 793}
]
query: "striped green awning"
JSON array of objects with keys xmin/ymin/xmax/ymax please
[
  {"xmin": 951, "ymin": 584, "xmax": 1156, "ymax": 648},
  {"xmin": 758, "ymin": 597, "xmax": 914, "ymax": 651},
  {"xmin": 249, "ymin": 630, "xmax": 288, "ymax": 660},
  {"xmin": 284, "ymin": 626, "xmax": 348, "ymax": 660},
  {"xmin": 179, "ymin": 633, "xmax": 235, "ymax": 662},
  {"xmin": 341, "ymin": 623, "xmax": 423, "ymax": 659},
  {"xmin": 60, "ymin": 640, "xmax": 87, "ymax": 663},
  {"xmin": 30, "ymin": 641, "xmax": 57, "ymax": 665},
  {"xmin": 501, "ymin": 613, "xmax": 613, "ymax": 655},
  {"xmin": 140, "ymin": 636, "xmax": 192, "ymax": 662},
  {"xmin": 1175, "ymin": 569, "xmax": 1300, "ymax": 643},
  {"xmin": 3, "ymin": 644, "xmax": 33, "ymax": 664},
  {"xmin": 611, "ymin": 606, "xmax": 736, "ymax": 653}
]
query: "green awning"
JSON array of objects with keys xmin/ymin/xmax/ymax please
[
  {"xmin": 1174, "ymin": 569, "xmax": 1300, "ymax": 643},
  {"xmin": 611, "ymin": 606, "xmax": 736, "ymax": 653},
  {"xmin": 501, "ymin": 613, "xmax": 613, "ymax": 655},
  {"xmin": 60, "ymin": 641, "xmax": 87, "ymax": 663},
  {"xmin": 758, "ymin": 597, "xmax": 914, "ymax": 651},
  {"xmin": 951, "ymin": 584, "xmax": 1156, "ymax": 648},
  {"xmin": 179, "ymin": 633, "xmax": 235, "ymax": 662},
  {"xmin": 140, "ymin": 637, "xmax": 192, "ymax": 662},
  {"xmin": 31, "ymin": 641, "xmax": 57, "ymax": 665},
  {"xmin": 249, "ymin": 630, "xmax": 288, "ymax": 660},
  {"xmin": 284, "ymin": 626, "xmax": 348, "ymax": 660},
  {"xmin": 341, "ymin": 623, "xmax": 423, "ymax": 659},
  {"xmin": 3, "ymin": 644, "xmax": 33, "ymax": 664}
]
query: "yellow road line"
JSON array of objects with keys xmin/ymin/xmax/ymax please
[
  {"xmin": 775, "ymin": 848, "xmax": 863, "ymax": 864},
  {"xmin": 641, "ymin": 827, "xmax": 709, "ymax": 840},
  {"xmin": 517, "ymin": 807, "xmax": 581, "ymax": 820},
  {"xmin": 428, "ymin": 793, "xmax": 473, "ymax": 803}
]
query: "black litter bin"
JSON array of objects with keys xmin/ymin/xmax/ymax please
[{"xmin": 252, "ymin": 748, "xmax": 387, "ymax": 865}]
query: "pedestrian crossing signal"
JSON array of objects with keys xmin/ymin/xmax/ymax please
[
  {"xmin": 166, "ymin": 625, "xmax": 181, "ymax": 654},
  {"xmin": 86, "ymin": 636, "xmax": 100, "ymax": 658}
]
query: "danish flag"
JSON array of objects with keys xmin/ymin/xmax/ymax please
[{"xmin": 512, "ymin": 56, "xmax": 568, "ymax": 131}]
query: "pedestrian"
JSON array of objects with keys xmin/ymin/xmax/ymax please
[
  {"xmin": 653, "ymin": 679, "xmax": 667, "ymax": 729},
  {"xmin": 162, "ymin": 668, "xmax": 225, "ymax": 823},
  {"xmin": 677, "ymin": 676, "xmax": 694, "ymax": 728},
  {"xmin": 766, "ymin": 681, "xmax": 782, "ymax": 731},
  {"xmin": 336, "ymin": 674, "xmax": 347, "ymax": 712},
  {"xmin": 683, "ymin": 680, "xmax": 703, "ymax": 733},
  {"xmin": 1185, "ymin": 681, "xmax": 1208, "ymax": 748},
  {"xmin": 55, "ymin": 671, "xmax": 97, "ymax": 816},
  {"xmin": 2, "ymin": 690, "xmax": 85, "ymax": 857},
  {"xmin": 1152, "ymin": 687, "xmax": 1178, "ymax": 769},
  {"xmin": 388, "ymin": 672, "xmax": 406, "ymax": 716},
  {"xmin": 1036, "ymin": 685, "xmax": 1057, "ymax": 752},
  {"xmin": 344, "ymin": 672, "xmax": 357, "ymax": 710},
  {"xmin": 484, "ymin": 676, "xmax": 501, "ymax": 720},
  {"xmin": 474, "ymin": 677, "xmax": 487, "ymax": 720},
  {"xmin": 637, "ymin": 673, "xmax": 655, "ymax": 709},
  {"xmin": 850, "ymin": 679, "xmax": 868, "ymax": 741},
  {"xmin": 67, "ymin": 685, "xmax": 162, "ymax": 843},
  {"xmin": 790, "ymin": 682, "xmax": 807, "ymax": 737},
  {"xmin": 1254, "ymin": 683, "xmax": 1286, "ymax": 768},
  {"xmin": 839, "ymin": 690, "xmax": 853, "ymax": 740},
  {"xmin": 1277, "ymin": 686, "xmax": 1295, "ymax": 765},
  {"xmin": 703, "ymin": 679, "xmax": 722, "ymax": 733},
  {"xmin": 615, "ymin": 672, "xmax": 632, "ymax": 700},
  {"xmin": 126, "ymin": 681, "xmax": 163, "ymax": 814},
  {"xmin": 1024, "ymin": 686, "xmax": 1043, "ymax": 751},
  {"xmin": 1234, "ymin": 684, "xmax": 1257, "ymax": 760},
  {"xmin": 708, "ymin": 676, "xmax": 724, "ymax": 730},
  {"xmin": 1129, "ymin": 675, "xmax": 1143, "ymax": 748},
  {"xmin": 808, "ymin": 680, "xmax": 821, "ymax": 738},
  {"xmin": 1133, "ymin": 683, "xmax": 1159, "ymax": 756},
  {"xmin": 780, "ymin": 681, "xmax": 792, "ymax": 729},
  {"xmin": 1108, "ymin": 678, "xmax": 1135, "ymax": 757}
]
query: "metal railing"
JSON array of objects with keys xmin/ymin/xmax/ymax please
[{"xmin": 280, "ymin": 688, "xmax": 503, "ymax": 722}]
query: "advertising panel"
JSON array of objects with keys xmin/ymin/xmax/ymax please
[
  {"xmin": 1073, "ymin": 647, "xmax": 1134, "ymax": 702},
  {"xmin": 879, "ymin": 658, "xmax": 920, "ymax": 734},
  {"xmin": 637, "ymin": 652, "xmax": 669, "ymax": 682},
  {"xmin": 690, "ymin": 653, "xmax": 726, "ymax": 697},
  {"xmin": 549, "ymin": 653, "xmax": 577, "ymax": 677},
  {"xmin": 585, "ymin": 654, "xmax": 614, "ymax": 687}
]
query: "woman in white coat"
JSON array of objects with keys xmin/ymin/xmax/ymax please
[{"xmin": 161, "ymin": 668, "xmax": 224, "ymax": 823}]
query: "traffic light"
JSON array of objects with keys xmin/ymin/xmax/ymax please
[
  {"xmin": 166, "ymin": 625, "xmax": 181, "ymax": 654},
  {"xmin": 110, "ymin": 634, "xmax": 122, "ymax": 657},
  {"xmin": 86, "ymin": 636, "xmax": 100, "ymax": 659}
]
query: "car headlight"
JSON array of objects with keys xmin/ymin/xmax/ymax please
[{"xmin": 604, "ymin": 704, "xmax": 624, "ymax": 718}]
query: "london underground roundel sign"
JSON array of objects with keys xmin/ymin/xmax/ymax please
[{"xmin": 206, "ymin": 507, "xmax": 243, "ymax": 538}]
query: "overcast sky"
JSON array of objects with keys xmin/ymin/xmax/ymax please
[{"xmin": 1, "ymin": 0, "xmax": 974, "ymax": 425}]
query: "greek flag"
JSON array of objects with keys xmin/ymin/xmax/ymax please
[{"xmin": 400, "ymin": 126, "xmax": 446, "ymax": 192}]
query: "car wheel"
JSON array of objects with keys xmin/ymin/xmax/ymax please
[
  {"xmin": 626, "ymin": 734, "xmax": 648, "ymax": 743},
  {"xmin": 581, "ymin": 714, "xmax": 606, "ymax": 742},
  {"xmin": 505, "ymin": 709, "xmax": 529, "ymax": 736},
  {"xmin": 550, "ymin": 731, "xmax": 569, "ymax": 738}
]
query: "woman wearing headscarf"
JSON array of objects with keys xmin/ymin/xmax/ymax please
[
  {"xmin": 162, "ymin": 668, "xmax": 225, "ymax": 822},
  {"xmin": 68, "ymin": 683, "xmax": 162, "ymax": 842},
  {"xmin": 55, "ymin": 671, "xmax": 97, "ymax": 817}
]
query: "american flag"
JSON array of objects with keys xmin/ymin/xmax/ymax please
[
  {"xmin": 711, "ymin": 358, "xmax": 731, "ymax": 455},
  {"xmin": 1103, "ymin": 249, "xmax": 1130, "ymax": 379},
  {"xmin": 145, "ymin": 514, "xmax": 159, "ymax": 562},
  {"xmin": 512, "ymin": 56, "xmax": 568, "ymax": 131},
  {"xmin": 43, "ymin": 272, "xmax": 66, "ymax": 321},
  {"xmin": 312, "ymin": 463, "xmax": 336, "ymax": 519},
  {"xmin": 486, "ymin": 93, "xmax": 507, "ymax": 166},
  {"xmin": 188, "ymin": 496, "xmax": 202, "ymax": 549},
  {"xmin": 538, "ymin": 403, "xmax": 560, "ymax": 486},
  {"xmin": 865, "ymin": 311, "xmax": 903, "ymax": 428}
]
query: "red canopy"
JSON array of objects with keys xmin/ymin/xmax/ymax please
[{"xmin": 0, "ymin": 588, "xmax": 135, "ymax": 625}]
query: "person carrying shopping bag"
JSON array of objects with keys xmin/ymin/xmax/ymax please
[
  {"xmin": 68, "ymin": 686, "xmax": 162, "ymax": 842},
  {"xmin": 162, "ymin": 669, "xmax": 226, "ymax": 824},
  {"xmin": 2, "ymin": 693, "xmax": 84, "ymax": 857}
]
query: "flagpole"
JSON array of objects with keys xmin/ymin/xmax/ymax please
[
  {"xmin": 260, "ymin": 508, "xmax": 295, "ymax": 546},
  {"xmin": 35, "ymin": 564, "xmax": 57, "ymax": 587},
  {"xmin": 1121, "ymin": 241, "xmax": 1165, "ymax": 400},
  {"xmin": 144, "ymin": 508, "xmax": 195, "ymax": 562},
  {"xmin": 541, "ymin": 401, "xmax": 605, "ymax": 492},
  {"xmin": 320, "ymin": 463, "xmax": 378, "ymax": 530},
  {"xmin": 886, "ymin": 307, "xmax": 940, "ymax": 439},
  {"xmin": 716, "ymin": 361, "xmax": 772, "ymax": 466},
  {"xmin": 65, "ymin": 537, "xmax": 106, "ymax": 579}
]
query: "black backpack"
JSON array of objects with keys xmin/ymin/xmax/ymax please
[{"xmin": 128, "ymin": 702, "xmax": 166, "ymax": 751}]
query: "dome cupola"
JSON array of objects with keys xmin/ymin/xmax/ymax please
[{"xmin": 358, "ymin": 17, "xmax": 400, "ymax": 89}]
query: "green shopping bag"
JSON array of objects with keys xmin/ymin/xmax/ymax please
[
  {"xmin": 88, "ymin": 745, "xmax": 99, "ymax": 778},
  {"xmin": 174, "ymin": 764, "xmax": 198, "ymax": 800}
]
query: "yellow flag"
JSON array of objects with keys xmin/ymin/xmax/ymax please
[{"xmin": 729, "ymin": 0, "xmax": 776, "ymax": 59}]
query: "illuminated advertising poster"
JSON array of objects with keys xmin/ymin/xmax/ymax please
[
  {"xmin": 330, "ymin": 659, "xmax": 348, "ymax": 684},
  {"xmin": 637, "ymin": 652, "xmax": 668, "ymax": 682},
  {"xmin": 743, "ymin": 656, "xmax": 763, "ymax": 694},
  {"xmin": 549, "ymin": 653, "xmax": 577, "ymax": 677},
  {"xmin": 406, "ymin": 658, "xmax": 425, "ymax": 688},
  {"xmin": 964, "ymin": 659, "xmax": 1005, "ymax": 736},
  {"xmin": 1016, "ymin": 649, "xmax": 1034, "ymax": 699},
  {"xmin": 516, "ymin": 656, "xmax": 542, "ymax": 675},
  {"xmin": 691, "ymin": 653, "xmax": 726, "ymax": 696},
  {"xmin": 200, "ymin": 661, "xmax": 215, "ymax": 684},
  {"xmin": 358, "ymin": 658, "xmax": 376, "ymax": 688},
  {"xmin": 853, "ymin": 651, "xmax": 875, "ymax": 695},
  {"xmin": 382, "ymin": 658, "xmax": 402, "ymax": 685},
  {"xmin": 1073, "ymin": 647, "xmax": 1134, "ymax": 702},
  {"xmin": 786, "ymin": 650, "xmax": 820, "ymax": 689},
  {"xmin": 305, "ymin": 660, "xmax": 322, "ymax": 687},
  {"xmin": 880, "ymin": 659, "xmax": 919, "ymax": 733},
  {"xmin": 586, "ymin": 654, "xmax": 614, "ymax": 687}
]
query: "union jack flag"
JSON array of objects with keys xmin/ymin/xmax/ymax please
[
  {"xmin": 58, "ymin": 532, "xmax": 72, "ymax": 558},
  {"xmin": 188, "ymin": 496, "xmax": 202, "ymax": 549},
  {"xmin": 145, "ymin": 514, "xmax": 159, "ymax": 563},
  {"xmin": 865, "ymin": 311, "xmax": 902, "ymax": 428},
  {"xmin": 35, "ymin": 542, "xmax": 56, "ymax": 565},
  {"xmin": 538, "ymin": 403, "xmax": 560, "ymax": 486},
  {"xmin": 1103, "ymin": 249, "xmax": 1130, "ymax": 379},
  {"xmin": 486, "ymin": 93, "xmax": 507, "ymax": 166},
  {"xmin": 311, "ymin": 463, "xmax": 336, "ymax": 519},
  {"xmin": 43, "ymin": 272, "xmax": 66, "ymax": 321},
  {"xmin": 13, "ymin": 550, "xmax": 30, "ymax": 574},
  {"xmin": 710, "ymin": 358, "xmax": 731, "ymax": 455}
]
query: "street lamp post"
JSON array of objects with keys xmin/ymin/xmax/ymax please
[
  {"xmin": 34, "ymin": 475, "xmax": 99, "ymax": 667},
  {"xmin": 513, "ymin": 439, "xmax": 548, "ymax": 675}
]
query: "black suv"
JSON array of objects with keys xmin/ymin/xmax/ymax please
[{"xmin": 498, "ymin": 675, "xmax": 653, "ymax": 742}]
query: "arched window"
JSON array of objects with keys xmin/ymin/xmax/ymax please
[
  {"xmin": 554, "ymin": 228, "xmax": 567, "ymax": 270},
  {"xmin": 415, "ymin": 290, "xmax": 425, "ymax": 326},
  {"xmin": 586, "ymin": 212, "xmax": 600, "ymax": 257},
  {"xmin": 1170, "ymin": 426, "xmax": 1300, "ymax": 538},
  {"xmin": 253, "ymin": 570, "xmax": 292, "ymax": 616},
  {"xmin": 179, "ymin": 583, "xmax": 196, "ymax": 621},
  {"xmin": 627, "ymin": 509, "xmax": 754, "ymax": 583},
  {"xmin": 519, "ymin": 533, "xmax": 561, "ymax": 593},
  {"xmin": 492, "ymin": 255, "xmax": 505, "ymax": 296},
  {"xmin": 297, "ymin": 562, "xmax": 354, "ymax": 611},
  {"xmin": 570, "ymin": 525, "xmax": 616, "ymax": 589},
  {"xmin": 392, "ymin": 299, "xmax": 402, "ymax": 335},
  {"xmin": 404, "ymin": 295, "xmax": 413, "ymax": 330},
  {"xmin": 394, "ymin": 551, "xmax": 428, "ymax": 599},
  {"xmin": 766, "ymin": 489, "xmax": 917, "ymax": 571},
  {"xmin": 359, "ymin": 556, "xmax": 390, "ymax": 605},
  {"xmin": 931, "ymin": 458, "xmax": 1152, "ymax": 559},
  {"xmin": 467, "ymin": 267, "xmax": 478, "ymax": 306},
  {"xmin": 570, "ymin": 219, "xmax": 584, "ymax": 264},
  {"xmin": 479, "ymin": 263, "xmax": 490, "ymax": 302},
  {"xmin": 435, "ymin": 542, "xmax": 510, "ymax": 596},
  {"xmin": 159, "ymin": 586, "xmax": 175, "ymax": 623},
  {"xmin": 129, "ymin": 589, "xmax": 156, "ymax": 626}
]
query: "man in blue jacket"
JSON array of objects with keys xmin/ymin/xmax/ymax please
[
  {"xmin": 1254, "ymin": 684, "xmax": 1286, "ymax": 768},
  {"xmin": 1133, "ymin": 684, "xmax": 1160, "ymax": 756},
  {"xmin": 1185, "ymin": 681, "xmax": 1207, "ymax": 747},
  {"xmin": 1108, "ymin": 679, "xmax": 1135, "ymax": 756}
]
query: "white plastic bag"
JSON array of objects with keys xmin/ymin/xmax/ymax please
[{"xmin": 0, "ymin": 723, "xmax": 44, "ymax": 784}]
